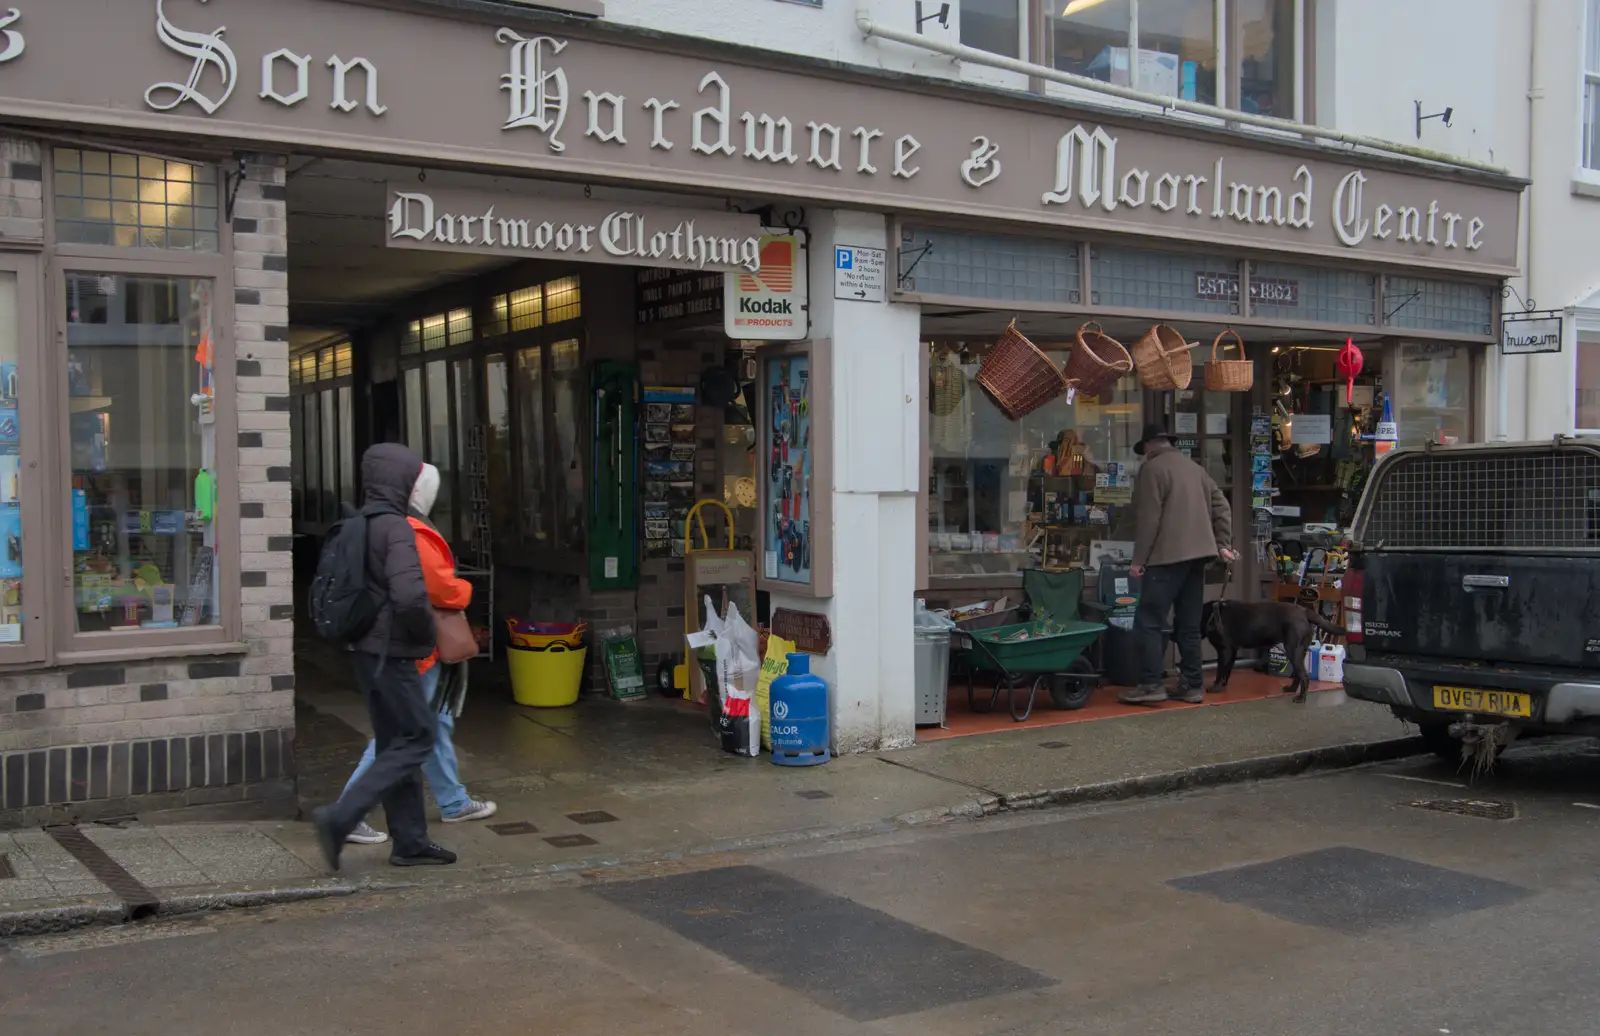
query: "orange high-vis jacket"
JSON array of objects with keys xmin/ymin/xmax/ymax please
[{"xmin": 408, "ymin": 516, "xmax": 472, "ymax": 673}]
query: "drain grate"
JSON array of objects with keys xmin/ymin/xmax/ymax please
[
  {"xmin": 1409, "ymin": 799, "xmax": 1518, "ymax": 821},
  {"xmin": 795, "ymin": 790, "xmax": 833, "ymax": 800},
  {"xmin": 565, "ymin": 810, "xmax": 619, "ymax": 826},
  {"xmin": 0, "ymin": 852, "xmax": 14, "ymax": 880},
  {"xmin": 545, "ymin": 834, "xmax": 599, "ymax": 849},
  {"xmin": 1038, "ymin": 741, "xmax": 1067, "ymax": 750},
  {"xmin": 46, "ymin": 824, "xmax": 160, "ymax": 918},
  {"xmin": 488, "ymin": 821, "xmax": 538, "ymax": 837}
]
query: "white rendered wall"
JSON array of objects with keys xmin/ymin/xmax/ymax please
[{"xmin": 764, "ymin": 208, "xmax": 921, "ymax": 753}]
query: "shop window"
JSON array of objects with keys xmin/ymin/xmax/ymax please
[
  {"xmin": 290, "ymin": 339, "xmax": 356, "ymax": 530},
  {"xmin": 485, "ymin": 354, "xmax": 516, "ymax": 542},
  {"xmin": 1049, "ymin": 0, "xmax": 1132, "ymax": 84},
  {"xmin": 66, "ymin": 273, "xmax": 220, "ymax": 631},
  {"xmin": 453, "ymin": 357, "xmax": 478, "ymax": 548},
  {"xmin": 1090, "ymin": 247, "xmax": 1241, "ymax": 317},
  {"xmin": 1237, "ymin": 0, "xmax": 1296, "ymax": 117},
  {"xmin": 545, "ymin": 277, "xmax": 582, "ymax": 324},
  {"xmin": 1049, "ymin": 0, "xmax": 1218, "ymax": 104},
  {"xmin": 0, "ymin": 272, "xmax": 24, "ymax": 645},
  {"xmin": 487, "ymin": 285, "xmax": 544, "ymax": 337},
  {"xmin": 1584, "ymin": 0, "xmax": 1600, "ymax": 173},
  {"xmin": 899, "ymin": 226, "xmax": 1080, "ymax": 305},
  {"xmin": 515, "ymin": 345, "xmax": 549, "ymax": 543},
  {"xmin": 54, "ymin": 149, "xmax": 220, "ymax": 252},
  {"xmin": 551, "ymin": 339, "xmax": 585, "ymax": 550},
  {"xmin": 1578, "ymin": 334, "xmax": 1600, "ymax": 432},
  {"xmin": 928, "ymin": 342, "xmax": 1143, "ymax": 580},
  {"xmin": 1383, "ymin": 277, "xmax": 1495, "ymax": 337},
  {"xmin": 403, "ymin": 367, "xmax": 425, "ymax": 454},
  {"xmin": 425, "ymin": 360, "xmax": 453, "ymax": 542},
  {"xmin": 1139, "ymin": 0, "xmax": 1219, "ymax": 104},
  {"xmin": 1248, "ymin": 260, "xmax": 1376, "ymax": 326},
  {"xmin": 1392, "ymin": 341, "xmax": 1472, "ymax": 448},
  {"xmin": 963, "ymin": 0, "xmax": 1022, "ymax": 58}
]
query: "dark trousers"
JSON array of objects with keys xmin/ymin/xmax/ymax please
[
  {"xmin": 1135, "ymin": 557, "xmax": 1210, "ymax": 690},
  {"xmin": 326, "ymin": 654, "xmax": 437, "ymax": 855}
]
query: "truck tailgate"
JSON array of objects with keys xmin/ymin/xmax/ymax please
[{"xmin": 1361, "ymin": 553, "xmax": 1600, "ymax": 668}]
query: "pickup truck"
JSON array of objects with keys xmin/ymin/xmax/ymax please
[{"xmin": 1342, "ymin": 439, "xmax": 1600, "ymax": 765}]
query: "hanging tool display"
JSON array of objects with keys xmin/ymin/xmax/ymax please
[{"xmin": 589, "ymin": 360, "xmax": 641, "ymax": 590}]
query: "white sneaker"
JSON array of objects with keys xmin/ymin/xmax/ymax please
[
  {"xmin": 441, "ymin": 799, "xmax": 498, "ymax": 823},
  {"xmin": 346, "ymin": 821, "xmax": 389, "ymax": 845}
]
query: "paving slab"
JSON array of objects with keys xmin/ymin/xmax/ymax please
[{"xmin": 885, "ymin": 690, "xmax": 1417, "ymax": 802}]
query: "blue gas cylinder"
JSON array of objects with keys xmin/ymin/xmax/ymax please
[{"xmin": 769, "ymin": 653, "xmax": 830, "ymax": 766}]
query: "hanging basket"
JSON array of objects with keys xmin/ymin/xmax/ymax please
[
  {"xmin": 1204, "ymin": 330, "xmax": 1254, "ymax": 392},
  {"xmin": 975, "ymin": 320, "xmax": 1075, "ymax": 420},
  {"xmin": 1130, "ymin": 324, "xmax": 1197, "ymax": 391},
  {"xmin": 1063, "ymin": 322, "xmax": 1133, "ymax": 396}
]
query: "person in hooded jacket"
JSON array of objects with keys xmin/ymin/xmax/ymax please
[
  {"xmin": 342, "ymin": 462, "xmax": 497, "ymax": 846},
  {"xmin": 313, "ymin": 443, "xmax": 457, "ymax": 870}
]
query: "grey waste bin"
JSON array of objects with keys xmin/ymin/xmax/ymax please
[{"xmin": 914, "ymin": 605, "xmax": 957, "ymax": 726}]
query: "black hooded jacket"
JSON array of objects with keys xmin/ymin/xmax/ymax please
[{"xmin": 356, "ymin": 443, "xmax": 435, "ymax": 658}]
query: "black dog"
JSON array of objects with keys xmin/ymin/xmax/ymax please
[{"xmin": 1201, "ymin": 600, "xmax": 1346, "ymax": 703}]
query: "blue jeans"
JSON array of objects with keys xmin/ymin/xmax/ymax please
[{"xmin": 342, "ymin": 664, "xmax": 472, "ymax": 818}]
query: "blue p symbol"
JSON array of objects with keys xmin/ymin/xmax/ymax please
[{"xmin": 835, "ymin": 248, "xmax": 853, "ymax": 270}]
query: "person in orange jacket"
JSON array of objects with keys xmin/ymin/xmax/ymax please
[{"xmin": 343, "ymin": 463, "xmax": 497, "ymax": 845}]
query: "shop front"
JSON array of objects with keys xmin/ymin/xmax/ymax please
[{"xmin": 0, "ymin": 0, "xmax": 1524, "ymax": 819}]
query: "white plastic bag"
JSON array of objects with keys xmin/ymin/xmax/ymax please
[{"xmin": 714, "ymin": 601, "xmax": 761, "ymax": 756}]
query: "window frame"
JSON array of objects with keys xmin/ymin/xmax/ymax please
[
  {"xmin": 0, "ymin": 253, "xmax": 51, "ymax": 666},
  {"xmin": 47, "ymin": 223, "xmax": 240, "ymax": 659},
  {"xmin": 1574, "ymin": 316, "xmax": 1600, "ymax": 435},
  {"xmin": 1026, "ymin": 0, "xmax": 1315, "ymax": 122},
  {"xmin": 1578, "ymin": 0, "xmax": 1600, "ymax": 183},
  {"xmin": 290, "ymin": 337, "xmax": 356, "ymax": 535},
  {"xmin": 393, "ymin": 273, "xmax": 587, "ymax": 572}
]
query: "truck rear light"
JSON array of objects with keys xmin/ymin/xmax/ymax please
[{"xmin": 1343, "ymin": 570, "xmax": 1364, "ymax": 643}]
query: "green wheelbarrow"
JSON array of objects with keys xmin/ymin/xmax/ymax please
[{"xmin": 955, "ymin": 618, "xmax": 1107, "ymax": 722}]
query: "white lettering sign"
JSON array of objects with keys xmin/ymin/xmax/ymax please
[
  {"xmin": 147, "ymin": 0, "xmax": 238, "ymax": 115},
  {"xmin": 497, "ymin": 29, "xmax": 568, "ymax": 151},
  {"xmin": 386, "ymin": 187, "xmax": 764, "ymax": 274},
  {"xmin": 0, "ymin": 9, "xmax": 24, "ymax": 64}
]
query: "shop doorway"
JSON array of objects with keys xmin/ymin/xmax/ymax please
[{"xmin": 281, "ymin": 158, "xmax": 784, "ymax": 807}]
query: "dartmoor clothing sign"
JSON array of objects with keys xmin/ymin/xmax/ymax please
[
  {"xmin": 0, "ymin": 0, "xmax": 1525, "ymax": 274},
  {"xmin": 386, "ymin": 187, "xmax": 764, "ymax": 273}
]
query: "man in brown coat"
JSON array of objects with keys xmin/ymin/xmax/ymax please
[{"xmin": 1120, "ymin": 424, "xmax": 1238, "ymax": 705}]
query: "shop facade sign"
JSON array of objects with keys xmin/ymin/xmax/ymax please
[
  {"xmin": 385, "ymin": 186, "xmax": 764, "ymax": 273},
  {"xmin": 726, "ymin": 230, "xmax": 809, "ymax": 340},
  {"xmin": 1500, "ymin": 313, "xmax": 1563, "ymax": 355},
  {"xmin": 0, "ymin": 0, "xmax": 1524, "ymax": 275},
  {"xmin": 1194, "ymin": 271, "xmax": 1300, "ymax": 306}
]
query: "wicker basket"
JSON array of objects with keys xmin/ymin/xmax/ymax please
[
  {"xmin": 976, "ymin": 320, "xmax": 1075, "ymax": 419},
  {"xmin": 1204, "ymin": 330, "xmax": 1254, "ymax": 392},
  {"xmin": 1130, "ymin": 324, "xmax": 1196, "ymax": 391},
  {"xmin": 931, "ymin": 347, "xmax": 966, "ymax": 417},
  {"xmin": 1063, "ymin": 322, "xmax": 1133, "ymax": 396}
]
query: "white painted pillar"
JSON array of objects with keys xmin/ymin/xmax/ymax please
[{"xmin": 767, "ymin": 209, "xmax": 921, "ymax": 753}]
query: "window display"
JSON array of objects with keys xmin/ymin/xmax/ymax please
[
  {"xmin": 929, "ymin": 341, "xmax": 1143, "ymax": 580},
  {"xmin": 763, "ymin": 354, "xmax": 812, "ymax": 583},
  {"xmin": 0, "ymin": 271, "xmax": 22, "ymax": 643},
  {"xmin": 66, "ymin": 273, "xmax": 218, "ymax": 631}
]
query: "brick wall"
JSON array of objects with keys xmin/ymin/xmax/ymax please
[{"xmin": 0, "ymin": 148, "xmax": 296, "ymax": 826}]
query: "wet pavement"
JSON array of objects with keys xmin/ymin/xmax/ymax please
[
  {"xmin": 4, "ymin": 740, "xmax": 1599, "ymax": 1034},
  {"xmin": 0, "ymin": 645, "xmax": 1425, "ymax": 930}
]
